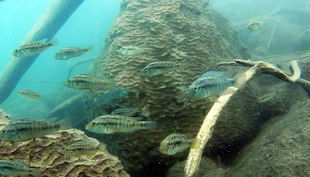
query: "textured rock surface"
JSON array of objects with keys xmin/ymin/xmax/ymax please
[
  {"xmin": 0, "ymin": 129, "xmax": 129, "ymax": 177},
  {"xmin": 226, "ymin": 99, "xmax": 310, "ymax": 176},
  {"xmin": 82, "ymin": 0, "xmax": 310, "ymax": 176}
]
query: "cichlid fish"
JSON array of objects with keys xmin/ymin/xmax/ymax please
[
  {"xmin": 0, "ymin": 160, "xmax": 41, "ymax": 177},
  {"xmin": 65, "ymin": 74, "xmax": 116, "ymax": 91},
  {"xmin": 63, "ymin": 139, "xmax": 104, "ymax": 158},
  {"xmin": 54, "ymin": 46, "xmax": 93, "ymax": 60},
  {"xmin": 187, "ymin": 71, "xmax": 245, "ymax": 102},
  {"xmin": 93, "ymin": 87, "xmax": 130, "ymax": 106},
  {"xmin": 159, "ymin": 133, "xmax": 198, "ymax": 155},
  {"xmin": 0, "ymin": 109, "xmax": 11, "ymax": 131},
  {"xmin": 120, "ymin": 46, "xmax": 148, "ymax": 56},
  {"xmin": 111, "ymin": 106, "xmax": 141, "ymax": 117},
  {"xmin": 248, "ymin": 20, "xmax": 264, "ymax": 31},
  {"xmin": 85, "ymin": 115, "xmax": 157, "ymax": 134},
  {"xmin": 13, "ymin": 38, "xmax": 57, "ymax": 57},
  {"xmin": 257, "ymin": 90, "xmax": 276, "ymax": 103},
  {"xmin": 0, "ymin": 119, "xmax": 66, "ymax": 142},
  {"xmin": 141, "ymin": 61, "xmax": 181, "ymax": 76},
  {"xmin": 17, "ymin": 89, "xmax": 41, "ymax": 99}
]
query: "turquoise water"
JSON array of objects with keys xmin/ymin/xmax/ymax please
[
  {"xmin": 0, "ymin": 0, "xmax": 121, "ymax": 118},
  {"xmin": 0, "ymin": 0, "xmax": 310, "ymax": 177}
]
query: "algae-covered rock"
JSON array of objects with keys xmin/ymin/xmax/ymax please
[
  {"xmin": 226, "ymin": 100, "xmax": 310, "ymax": 176},
  {"xmin": 0, "ymin": 129, "xmax": 129, "ymax": 177}
]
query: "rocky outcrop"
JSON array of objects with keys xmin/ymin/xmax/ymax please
[
  {"xmin": 0, "ymin": 129, "xmax": 129, "ymax": 177},
  {"xmin": 226, "ymin": 99, "xmax": 310, "ymax": 176}
]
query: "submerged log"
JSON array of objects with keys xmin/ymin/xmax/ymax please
[{"xmin": 0, "ymin": 0, "xmax": 84, "ymax": 105}]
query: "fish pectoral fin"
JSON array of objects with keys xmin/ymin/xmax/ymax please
[
  {"xmin": 207, "ymin": 95, "xmax": 219, "ymax": 102},
  {"xmin": 190, "ymin": 138, "xmax": 199, "ymax": 150}
]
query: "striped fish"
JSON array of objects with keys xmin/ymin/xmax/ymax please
[
  {"xmin": 17, "ymin": 89, "xmax": 41, "ymax": 99},
  {"xmin": 0, "ymin": 119, "xmax": 63, "ymax": 142},
  {"xmin": 187, "ymin": 71, "xmax": 245, "ymax": 101},
  {"xmin": 0, "ymin": 160, "xmax": 41, "ymax": 176},
  {"xmin": 63, "ymin": 139, "xmax": 104, "ymax": 158},
  {"xmin": 92, "ymin": 87, "xmax": 130, "ymax": 106},
  {"xmin": 13, "ymin": 38, "xmax": 57, "ymax": 57},
  {"xmin": 121, "ymin": 46, "xmax": 147, "ymax": 56},
  {"xmin": 54, "ymin": 46, "xmax": 93, "ymax": 60},
  {"xmin": 141, "ymin": 61, "xmax": 181, "ymax": 76},
  {"xmin": 111, "ymin": 106, "xmax": 140, "ymax": 116},
  {"xmin": 65, "ymin": 74, "xmax": 116, "ymax": 91},
  {"xmin": 85, "ymin": 115, "xmax": 157, "ymax": 134},
  {"xmin": 159, "ymin": 133, "xmax": 198, "ymax": 155}
]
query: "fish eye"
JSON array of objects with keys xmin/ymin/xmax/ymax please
[
  {"xmin": 168, "ymin": 142, "xmax": 171, "ymax": 147},
  {"xmin": 194, "ymin": 87, "xmax": 197, "ymax": 91},
  {"xmin": 2, "ymin": 130, "xmax": 6, "ymax": 134},
  {"xmin": 67, "ymin": 80, "xmax": 71, "ymax": 83},
  {"xmin": 92, "ymin": 122, "xmax": 97, "ymax": 126},
  {"xmin": 145, "ymin": 68, "xmax": 148, "ymax": 71}
]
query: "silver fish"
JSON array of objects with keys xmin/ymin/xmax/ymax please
[
  {"xmin": 121, "ymin": 46, "xmax": 147, "ymax": 56},
  {"xmin": 111, "ymin": 107, "xmax": 141, "ymax": 117},
  {"xmin": 0, "ymin": 119, "xmax": 65, "ymax": 142},
  {"xmin": 187, "ymin": 71, "xmax": 244, "ymax": 101},
  {"xmin": 159, "ymin": 133, "xmax": 198, "ymax": 155},
  {"xmin": 13, "ymin": 38, "xmax": 57, "ymax": 57},
  {"xmin": 54, "ymin": 46, "xmax": 93, "ymax": 60},
  {"xmin": 17, "ymin": 89, "xmax": 41, "ymax": 99},
  {"xmin": 93, "ymin": 87, "xmax": 130, "ymax": 106},
  {"xmin": 85, "ymin": 115, "xmax": 157, "ymax": 134},
  {"xmin": 141, "ymin": 61, "xmax": 181, "ymax": 76},
  {"xmin": 63, "ymin": 139, "xmax": 104, "ymax": 158},
  {"xmin": 0, "ymin": 160, "xmax": 41, "ymax": 176},
  {"xmin": 65, "ymin": 74, "xmax": 116, "ymax": 91}
]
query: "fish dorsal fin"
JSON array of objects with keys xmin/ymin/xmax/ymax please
[{"xmin": 201, "ymin": 71, "xmax": 230, "ymax": 78}]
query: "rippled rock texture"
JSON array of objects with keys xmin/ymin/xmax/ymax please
[
  {"xmin": 85, "ymin": 0, "xmax": 258, "ymax": 176},
  {"xmin": 0, "ymin": 129, "xmax": 129, "ymax": 177}
]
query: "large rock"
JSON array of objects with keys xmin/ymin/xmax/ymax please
[
  {"xmin": 0, "ymin": 129, "xmax": 129, "ymax": 177},
  {"xmin": 226, "ymin": 99, "xmax": 310, "ymax": 176},
  {"xmin": 82, "ymin": 0, "xmax": 310, "ymax": 176}
]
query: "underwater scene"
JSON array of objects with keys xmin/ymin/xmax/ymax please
[{"xmin": 1, "ymin": 0, "xmax": 310, "ymax": 176}]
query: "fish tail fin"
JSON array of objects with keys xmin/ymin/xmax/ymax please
[
  {"xmin": 50, "ymin": 38, "xmax": 58, "ymax": 47},
  {"xmin": 106, "ymin": 79, "xmax": 117, "ymax": 89},
  {"xmin": 233, "ymin": 71, "xmax": 247, "ymax": 89},
  {"xmin": 145, "ymin": 121, "xmax": 157, "ymax": 129},
  {"xmin": 86, "ymin": 45, "xmax": 93, "ymax": 51},
  {"xmin": 190, "ymin": 138, "xmax": 199, "ymax": 150},
  {"xmin": 31, "ymin": 168, "xmax": 42, "ymax": 177}
]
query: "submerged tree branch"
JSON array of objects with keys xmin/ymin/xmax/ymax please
[{"xmin": 184, "ymin": 59, "xmax": 304, "ymax": 177}]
